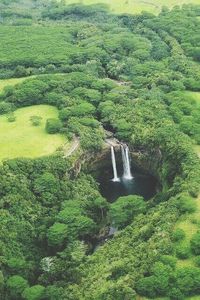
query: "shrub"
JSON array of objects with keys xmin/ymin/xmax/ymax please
[
  {"xmin": 45, "ymin": 118, "xmax": 62, "ymax": 134},
  {"xmin": 47, "ymin": 222, "xmax": 68, "ymax": 247},
  {"xmin": 0, "ymin": 101, "xmax": 13, "ymax": 114},
  {"xmin": 7, "ymin": 112, "xmax": 16, "ymax": 122},
  {"xmin": 22, "ymin": 285, "xmax": 45, "ymax": 300},
  {"xmin": 30, "ymin": 115, "xmax": 42, "ymax": 126},
  {"xmin": 191, "ymin": 231, "xmax": 200, "ymax": 255},
  {"xmin": 172, "ymin": 228, "xmax": 186, "ymax": 242}
]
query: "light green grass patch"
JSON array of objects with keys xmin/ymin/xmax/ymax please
[
  {"xmin": 174, "ymin": 198, "xmax": 200, "ymax": 267},
  {"xmin": 63, "ymin": 0, "xmax": 200, "ymax": 14},
  {"xmin": 194, "ymin": 145, "xmax": 200, "ymax": 157},
  {"xmin": 0, "ymin": 105, "xmax": 66, "ymax": 161},
  {"xmin": 0, "ymin": 77, "xmax": 29, "ymax": 93},
  {"xmin": 185, "ymin": 91, "xmax": 200, "ymax": 104}
]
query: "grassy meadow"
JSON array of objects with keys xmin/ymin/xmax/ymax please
[
  {"xmin": 0, "ymin": 105, "xmax": 66, "ymax": 161},
  {"xmin": 63, "ymin": 0, "xmax": 200, "ymax": 14}
]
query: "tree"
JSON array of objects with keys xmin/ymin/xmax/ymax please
[
  {"xmin": 136, "ymin": 276, "xmax": 157, "ymax": 298},
  {"xmin": 110, "ymin": 195, "xmax": 146, "ymax": 228},
  {"xmin": 22, "ymin": 285, "xmax": 45, "ymax": 300},
  {"xmin": 7, "ymin": 275, "xmax": 28, "ymax": 299},
  {"xmin": 44, "ymin": 285, "xmax": 64, "ymax": 300},
  {"xmin": 13, "ymin": 65, "xmax": 30, "ymax": 77},
  {"xmin": 71, "ymin": 102, "xmax": 96, "ymax": 117},
  {"xmin": 136, "ymin": 262, "xmax": 172, "ymax": 298},
  {"xmin": 45, "ymin": 118, "xmax": 62, "ymax": 134},
  {"xmin": 71, "ymin": 87, "xmax": 102, "ymax": 105},
  {"xmin": 83, "ymin": 196, "xmax": 109, "ymax": 223},
  {"xmin": 80, "ymin": 127, "xmax": 104, "ymax": 151},
  {"xmin": 34, "ymin": 172, "xmax": 59, "ymax": 195},
  {"xmin": 47, "ymin": 222, "xmax": 68, "ymax": 247},
  {"xmin": 176, "ymin": 267, "xmax": 200, "ymax": 296},
  {"xmin": 7, "ymin": 257, "xmax": 27, "ymax": 274},
  {"xmin": 56, "ymin": 203, "xmax": 96, "ymax": 238}
]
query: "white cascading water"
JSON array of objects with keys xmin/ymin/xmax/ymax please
[
  {"xmin": 121, "ymin": 145, "xmax": 133, "ymax": 180},
  {"xmin": 111, "ymin": 146, "xmax": 120, "ymax": 182}
]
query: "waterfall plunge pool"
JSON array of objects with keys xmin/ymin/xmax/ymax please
[
  {"xmin": 91, "ymin": 147, "xmax": 157, "ymax": 203},
  {"xmin": 99, "ymin": 173, "xmax": 156, "ymax": 202}
]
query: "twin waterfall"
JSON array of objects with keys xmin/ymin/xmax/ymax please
[
  {"xmin": 111, "ymin": 145, "xmax": 133, "ymax": 182},
  {"xmin": 111, "ymin": 146, "xmax": 120, "ymax": 182},
  {"xmin": 121, "ymin": 145, "xmax": 133, "ymax": 180}
]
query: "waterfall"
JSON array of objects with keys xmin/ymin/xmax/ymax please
[
  {"xmin": 121, "ymin": 145, "xmax": 133, "ymax": 180},
  {"xmin": 111, "ymin": 146, "xmax": 119, "ymax": 182}
]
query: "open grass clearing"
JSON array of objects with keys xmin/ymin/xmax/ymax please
[
  {"xmin": 63, "ymin": 0, "xmax": 200, "ymax": 14},
  {"xmin": 174, "ymin": 191, "xmax": 200, "ymax": 268},
  {"xmin": 0, "ymin": 104, "xmax": 66, "ymax": 161}
]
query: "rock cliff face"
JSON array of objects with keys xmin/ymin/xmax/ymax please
[{"xmin": 68, "ymin": 140, "xmax": 162, "ymax": 191}]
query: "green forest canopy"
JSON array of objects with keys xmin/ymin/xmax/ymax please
[{"xmin": 0, "ymin": 1, "xmax": 200, "ymax": 300}]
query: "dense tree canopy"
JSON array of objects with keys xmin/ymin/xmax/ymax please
[{"xmin": 0, "ymin": 1, "xmax": 200, "ymax": 299}]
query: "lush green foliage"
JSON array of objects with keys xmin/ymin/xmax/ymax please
[
  {"xmin": 110, "ymin": 195, "xmax": 146, "ymax": 228},
  {"xmin": 1, "ymin": 1, "xmax": 200, "ymax": 300}
]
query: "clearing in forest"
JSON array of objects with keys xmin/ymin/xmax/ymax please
[
  {"xmin": 64, "ymin": 0, "xmax": 200, "ymax": 14},
  {"xmin": 0, "ymin": 105, "xmax": 66, "ymax": 161}
]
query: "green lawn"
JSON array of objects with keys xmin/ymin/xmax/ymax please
[
  {"xmin": 64, "ymin": 0, "xmax": 200, "ymax": 14},
  {"xmin": 0, "ymin": 105, "xmax": 66, "ymax": 161}
]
